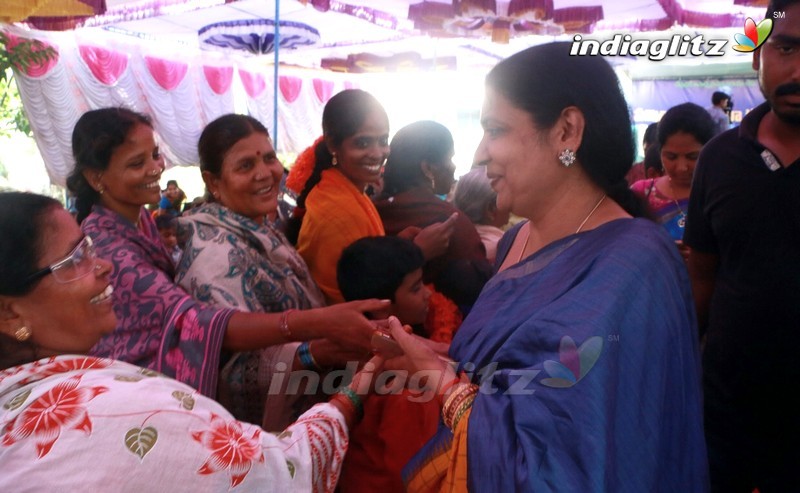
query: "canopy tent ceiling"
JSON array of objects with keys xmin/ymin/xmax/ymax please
[
  {"xmin": 1, "ymin": 0, "xmax": 769, "ymax": 187},
  {"xmin": 5, "ymin": 0, "xmax": 772, "ymax": 73}
]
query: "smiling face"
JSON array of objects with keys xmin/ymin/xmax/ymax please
[
  {"xmin": 88, "ymin": 122, "xmax": 164, "ymax": 223},
  {"xmin": 6, "ymin": 208, "xmax": 116, "ymax": 355},
  {"xmin": 204, "ymin": 132, "xmax": 283, "ymax": 224},
  {"xmin": 660, "ymin": 131, "xmax": 703, "ymax": 188},
  {"xmin": 332, "ymin": 109, "xmax": 390, "ymax": 191},
  {"xmin": 164, "ymin": 183, "xmax": 181, "ymax": 200},
  {"xmin": 753, "ymin": 4, "xmax": 800, "ymax": 125},
  {"xmin": 477, "ymin": 87, "xmax": 561, "ymax": 218}
]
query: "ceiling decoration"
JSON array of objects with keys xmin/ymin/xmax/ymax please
[
  {"xmin": 299, "ymin": 0, "xmax": 400, "ymax": 30},
  {"xmin": 2, "ymin": 0, "xmax": 103, "ymax": 30},
  {"xmin": 320, "ymin": 51, "xmax": 457, "ymax": 72},
  {"xmin": 1, "ymin": 0, "xmax": 775, "ymax": 74},
  {"xmin": 199, "ymin": 18, "xmax": 320, "ymax": 55}
]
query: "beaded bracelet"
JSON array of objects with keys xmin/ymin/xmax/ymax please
[
  {"xmin": 442, "ymin": 383, "xmax": 478, "ymax": 430},
  {"xmin": 450, "ymin": 392, "xmax": 477, "ymax": 431},
  {"xmin": 330, "ymin": 394, "xmax": 357, "ymax": 421},
  {"xmin": 280, "ymin": 309, "xmax": 295, "ymax": 341},
  {"xmin": 298, "ymin": 341, "xmax": 323, "ymax": 372},
  {"xmin": 338, "ymin": 386, "xmax": 364, "ymax": 421}
]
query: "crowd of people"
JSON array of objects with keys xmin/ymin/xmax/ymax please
[{"xmin": 1, "ymin": 1, "xmax": 798, "ymax": 491}]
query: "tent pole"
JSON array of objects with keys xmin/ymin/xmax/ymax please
[{"xmin": 273, "ymin": 0, "xmax": 280, "ymax": 150}]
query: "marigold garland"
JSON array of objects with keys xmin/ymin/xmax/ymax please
[
  {"xmin": 286, "ymin": 135, "xmax": 324, "ymax": 195},
  {"xmin": 424, "ymin": 284, "xmax": 463, "ymax": 344}
]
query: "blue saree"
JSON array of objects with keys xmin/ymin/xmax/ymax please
[{"xmin": 406, "ymin": 218, "xmax": 708, "ymax": 492}]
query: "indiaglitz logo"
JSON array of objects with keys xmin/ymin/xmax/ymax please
[
  {"xmin": 570, "ymin": 33, "xmax": 727, "ymax": 61},
  {"xmin": 732, "ymin": 17, "xmax": 774, "ymax": 52},
  {"xmin": 540, "ymin": 335, "xmax": 603, "ymax": 388}
]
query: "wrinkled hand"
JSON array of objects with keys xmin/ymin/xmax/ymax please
[
  {"xmin": 411, "ymin": 213, "xmax": 458, "ymax": 260},
  {"xmin": 381, "ymin": 317, "xmax": 457, "ymax": 394},
  {"xmin": 322, "ymin": 299, "xmax": 390, "ymax": 353}
]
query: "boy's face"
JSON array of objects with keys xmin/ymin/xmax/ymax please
[
  {"xmin": 392, "ymin": 268, "xmax": 431, "ymax": 326},
  {"xmin": 159, "ymin": 227, "xmax": 177, "ymax": 249}
]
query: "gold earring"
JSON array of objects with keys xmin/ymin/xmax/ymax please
[
  {"xmin": 332, "ymin": 154, "xmax": 338, "ymax": 166},
  {"xmin": 14, "ymin": 326, "xmax": 31, "ymax": 342}
]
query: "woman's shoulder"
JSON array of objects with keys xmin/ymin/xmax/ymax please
[{"xmin": 587, "ymin": 218, "xmax": 681, "ymax": 267}]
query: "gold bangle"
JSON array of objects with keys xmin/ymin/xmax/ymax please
[{"xmin": 451, "ymin": 393, "xmax": 476, "ymax": 431}]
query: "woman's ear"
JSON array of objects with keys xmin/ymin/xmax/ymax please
[
  {"xmin": 553, "ymin": 106, "xmax": 586, "ymax": 154},
  {"xmin": 82, "ymin": 169, "xmax": 104, "ymax": 192},
  {"xmin": 420, "ymin": 161, "xmax": 435, "ymax": 182},
  {"xmin": 0, "ymin": 297, "xmax": 24, "ymax": 340},
  {"xmin": 201, "ymin": 171, "xmax": 219, "ymax": 199}
]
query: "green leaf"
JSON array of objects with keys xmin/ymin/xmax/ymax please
[
  {"xmin": 171, "ymin": 391, "xmax": 195, "ymax": 410},
  {"xmin": 124, "ymin": 427, "xmax": 158, "ymax": 460},
  {"xmin": 3, "ymin": 389, "xmax": 31, "ymax": 410},
  {"xmin": 286, "ymin": 460, "xmax": 296, "ymax": 478},
  {"xmin": 139, "ymin": 368, "xmax": 160, "ymax": 377}
]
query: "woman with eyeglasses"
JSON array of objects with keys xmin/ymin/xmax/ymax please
[
  {"xmin": 65, "ymin": 107, "xmax": 387, "ymax": 399},
  {"xmin": 0, "ymin": 191, "xmax": 386, "ymax": 492}
]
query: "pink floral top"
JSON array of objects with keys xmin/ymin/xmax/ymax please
[{"xmin": 0, "ymin": 356, "xmax": 348, "ymax": 493}]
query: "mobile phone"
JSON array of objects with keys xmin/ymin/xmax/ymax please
[{"xmin": 371, "ymin": 331, "xmax": 404, "ymax": 358}]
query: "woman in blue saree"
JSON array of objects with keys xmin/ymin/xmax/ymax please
[{"xmin": 382, "ymin": 42, "xmax": 708, "ymax": 492}]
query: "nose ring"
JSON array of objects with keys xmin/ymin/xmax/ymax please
[{"xmin": 95, "ymin": 264, "xmax": 102, "ymax": 271}]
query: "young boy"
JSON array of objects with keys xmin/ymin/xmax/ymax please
[
  {"xmin": 338, "ymin": 235, "xmax": 431, "ymax": 332},
  {"xmin": 155, "ymin": 214, "xmax": 182, "ymax": 265},
  {"xmin": 336, "ymin": 236, "xmax": 437, "ymax": 493}
]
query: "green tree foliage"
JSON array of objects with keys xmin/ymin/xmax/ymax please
[{"xmin": 0, "ymin": 32, "xmax": 57, "ymax": 138}]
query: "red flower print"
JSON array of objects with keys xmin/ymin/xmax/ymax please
[
  {"xmin": 17, "ymin": 357, "xmax": 111, "ymax": 386},
  {"xmin": 2, "ymin": 375, "xmax": 108, "ymax": 458},
  {"xmin": 192, "ymin": 413, "xmax": 265, "ymax": 488}
]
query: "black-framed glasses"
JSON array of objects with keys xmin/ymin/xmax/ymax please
[{"xmin": 25, "ymin": 236, "xmax": 98, "ymax": 284}]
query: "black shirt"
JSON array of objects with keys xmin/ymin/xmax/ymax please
[{"xmin": 685, "ymin": 102, "xmax": 800, "ymax": 405}]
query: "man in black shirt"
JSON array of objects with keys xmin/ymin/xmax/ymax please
[{"xmin": 684, "ymin": 1, "xmax": 800, "ymax": 491}]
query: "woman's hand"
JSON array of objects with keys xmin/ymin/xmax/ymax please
[
  {"xmin": 315, "ymin": 299, "xmax": 390, "ymax": 352},
  {"xmin": 380, "ymin": 317, "xmax": 457, "ymax": 395},
  {"xmin": 407, "ymin": 213, "xmax": 458, "ymax": 261},
  {"xmin": 309, "ymin": 338, "xmax": 371, "ymax": 369}
]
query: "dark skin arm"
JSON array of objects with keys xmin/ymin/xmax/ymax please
[
  {"xmin": 222, "ymin": 299, "xmax": 389, "ymax": 353},
  {"xmin": 687, "ymin": 249, "xmax": 719, "ymax": 337}
]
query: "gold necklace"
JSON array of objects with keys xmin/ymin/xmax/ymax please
[
  {"xmin": 517, "ymin": 194, "xmax": 607, "ymax": 263},
  {"xmin": 575, "ymin": 194, "xmax": 607, "ymax": 234}
]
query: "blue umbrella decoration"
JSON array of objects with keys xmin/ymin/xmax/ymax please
[{"xmin": 198, "ymin": 19, "xmax": 320, "ymax": 55}]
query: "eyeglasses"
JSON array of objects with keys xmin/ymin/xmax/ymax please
[{"xmin": 26, "ymin": 236, "xmax": 98, "ymax": 284}]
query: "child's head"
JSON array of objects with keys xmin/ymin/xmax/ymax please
[
  {"xmin": 155, "ymin": 215, "xmax": 177, "ymax": 249},
  {"xmin": 337, "ymin": 236, "xmax": 430, "ymax": 325}
]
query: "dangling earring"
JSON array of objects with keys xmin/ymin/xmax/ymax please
[
  {"xmin": 331, "ymin": 153, "xmax": 338, "ymax": 166},
  {"xmin": 429, "ymin": 175, "xmax": 435, "ymax": 190},
  {"xmin": 98, "ymin": 187, "xmax": 105, "ymax": 195},
  {"xmin": 14, "ymin": 325, "xmax": 31, "ymax": 342},
  {"xmin": 558, "ymin": 148, "xmax": 576, "ymax": 167}
]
